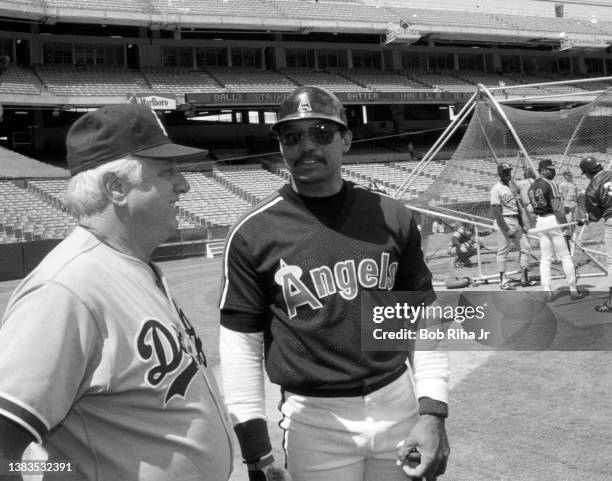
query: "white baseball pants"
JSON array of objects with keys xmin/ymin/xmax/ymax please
[{"xmin": 279, "ymin": 372, "xmax": 419, "ymax": 481}]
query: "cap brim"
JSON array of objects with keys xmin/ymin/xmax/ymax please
[
  {"xmin": 133, "ymin": 142, "xmax": 209, "ymax": 163},
  {"xmin": 176, "ymin": 159, "xmax": 216, "ymax": 172},
  {"xmin": 272, "ymin": 113, "xmax": 347, "ymax": 130}
]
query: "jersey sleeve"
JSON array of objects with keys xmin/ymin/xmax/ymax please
[
  {"xmin": 394, "ymin": 211, "xmax": 435, "ymax": 300},
  {"xmin": 490, "ymin": 185, "xmax": 500, "ymax": 205},
  {"xmin": 549, "ymin": 180, "xmax": 561, "ymax": 199},
  {"xmin": 0, "ymin": 282, "xmax": 101, "ymax": 442},
  {"xmin": 584, "ymin": 183, "xmax": 603, "ymax": 221},
  {"xmin": 219, "ymin": 229, "xmax": 267, "ymax": 316}
]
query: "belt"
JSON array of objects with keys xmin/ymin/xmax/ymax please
[
  {"xmin": 283, "ymin": 364, "xmax": 407, "ymax": 398},
  {"xmin": 503, "ymin": 214, "xmax": 518, "ymax": 217}
]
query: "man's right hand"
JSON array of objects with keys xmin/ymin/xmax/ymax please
[
  {"xmin": 248, "ymin": 464, "xmax": 292, "ymax": 481},
  {"xmin": 262, "ymin": 464, "xmax": 293, "ymax": 481}
]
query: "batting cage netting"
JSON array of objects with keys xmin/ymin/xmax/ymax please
[{"xmin": 389, "ymin": 80, "xmax": 612, "ymax": 286}]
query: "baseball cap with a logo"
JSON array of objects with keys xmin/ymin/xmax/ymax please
[
  {"xmin": 272, "ymin": 85, "xmax": 348, "ymax": 131},
  {"xmin": 66, "ymin": 103, "xmax": 210, "ymax": 175}
]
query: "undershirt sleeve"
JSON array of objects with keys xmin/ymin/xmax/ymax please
[{"xmin": 219, "ymin": 324, "xmax": 271, "ymax": 461}]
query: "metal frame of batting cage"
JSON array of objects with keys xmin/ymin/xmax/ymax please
[{"xmin": 393, "ymin": 78, "xmax": 612, "ymax": 285}]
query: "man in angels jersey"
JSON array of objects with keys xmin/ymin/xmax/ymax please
[
  {"xmin": 528, "ymin": 158, "xmax": 584, "ymax": 303},
  {"xmin": 219, "ymin": 86, "xmax": 449, "ymax": 481},
  {"xmin": 581, "ymin": 156, "xmax": 612, "ymax": 311},
  {"xmin": 0, "ymin": 104, "xmax": 233, "ymax": 480}
]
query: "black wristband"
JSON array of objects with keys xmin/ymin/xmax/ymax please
[
  {"xmin": 418, "ymin": 396, "xmax": 448, "ymax": 418},
  {"xmin": 246, "ymin": 453, "xmax": 274, "ymax": 472},
  {"xmin": 234, "ymin": 418, "xmax": 272, "ymax": 462}
]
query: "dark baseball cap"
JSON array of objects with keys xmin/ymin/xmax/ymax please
[
  {"xmin": 579, "ymin": 156, "xmax": 600, "ymax": 174},
  {"xmin": 538, "ymin": 158, "xmax": 555, "ymax": 171},
  {"xmin": 497, "ymin": 162, "xmax": 512, "ymax": 176},
  {"xmin": 272, "ymin": 85, "xmax": 348, "ymax": 131},
  {"xmin": 66, "ymin": 103, "xmax": 210, "ymax": 175}
]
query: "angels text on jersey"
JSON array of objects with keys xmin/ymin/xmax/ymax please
[{"xmin": 275, "ymin": 252, "xmax": 398, "ymax": 319}]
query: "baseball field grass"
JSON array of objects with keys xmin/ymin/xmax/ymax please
[{"xmin": 1, "ymin": 255, "xmax": 610, "ymax": 481}]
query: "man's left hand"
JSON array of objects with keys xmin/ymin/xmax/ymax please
[{"xmin": 397, "ymin": 415, "xmax": 450, "ymax": 480}]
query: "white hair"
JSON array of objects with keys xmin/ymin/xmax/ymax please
[{"xmin": 65, "ymin": 156, "xmax": 143, "ymax": 218}]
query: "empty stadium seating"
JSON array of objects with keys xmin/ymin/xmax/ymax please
[
  {"xmin": 35, "ymin": 64, "xmax": 152, "ymax": 97},
  {"xmin": 509, "ymin": 74, "xmax": 587, "ymax": 95},
  {"xmin": 410, "ymin": 71, "xmax": 474, "ymax": 92},
  {"xmin": 212, "ymin": 165, "xmax": 287, "ymax": 203},
  {"xmin": 577, "ymin": 75, "xmax": 612, "ymax": 92},
  {"xmin": 489, "ymin": 12, "xmax": 595, "ymax": 35},
  {"xmin": 388, "ymin": 6, "xmax": 508, "ymax": 30},
  {"xmin": 207, "ymin": 67, "xmax": 296, "ymax": 93},
  {"xmin": 451, "ymin": 70, "xmax": 545, "ymax": 97},
  {"xmin": 334, "ymin": 69, "xmax": 429, "ymax": 92},
  {"xmin": 150, "ymin": 0, "xmax": 281, "ymax": 18},
  {"xmin": 44, "ymin": 0, "xmax": 151, "ymax": 13},
  {"xmin": 276, "ymin": 161, "xmax": 440, "ymax": 199},
  {"xmin": 281, "ymin": 68, "xmax": 368, "ymax": 92},
  {"xmin": 0, "ymin": 180, "xmax": 77, "ymax": 243},
  {"xmin": 591, "ymin": 19, "xmax": 612, "ymax": 36},
  {"xmin": 142, "ymin": 67, "xmax": 225, "ymax": 94},
  {"xmin": 178, "ymin": 172, "xmax": 253, "ymax": 229},
  {"xmin": 274, "ymin": 0, "xmax": 397, "ymax": 23},
  {"xmin": 0, "ymin": 65, "xmax": 42, "ymax": 95},
  {"xmin": 0, "ymin": 63, "xmax": 608, "ymax": 101}
]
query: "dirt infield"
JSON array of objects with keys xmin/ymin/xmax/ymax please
[{"xmin": 1, "ymin": 256, "xmax": 610, "ymax": 481}]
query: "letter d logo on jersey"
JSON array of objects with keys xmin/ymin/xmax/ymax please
[{"xmin": 297, "ymin": 93, "xmax": 312, "ymax": 113}]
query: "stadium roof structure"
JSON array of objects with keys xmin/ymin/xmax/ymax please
[
  {"xmin": 3, "ymin": 0, "xmax": 612, "ymax": 42},
  {"xmin": 0, "ymin": 146, "xmax": 68, "ymax": 178}
]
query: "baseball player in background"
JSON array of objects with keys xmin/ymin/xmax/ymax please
[
  {"xmin": 580, "ymin": 156, "xmax": 612, "ymax": 312},
  {"xmin": 0, "ymin": 104, "xmax": 233, "ymax": 480},
  {"xmin": 515, "ymin": 166, "xmax": 537, "ymax": 234},
  {"xmin": 219, "ymin": 86, "xmax": 450, "ymax": 481},
  {"xmin": 558, "ymin": 169, "xmax": 579, "ymax": 227},
  {"xmin": 527, "ymin": 159, "xmax": 585, "ymax": 303},
  {"xmin": 448, "ymin": 223, "xmax": 477, "ymax": 268},
  {"xmin": 490, "ymin": 163, "xmax": 536, "ymax": 289}
]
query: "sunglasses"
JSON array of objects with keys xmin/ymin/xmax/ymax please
[{"xmin": 277, "ymin": 122, "xmax": 341, "ymax": 147}]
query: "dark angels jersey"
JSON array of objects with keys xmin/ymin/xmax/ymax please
[
  {"xmin": 219, "ymin": 182, "xmax": 434, "ymax": 396},
  {"xmin": 585, "ymin": 170, "xmax": 612, "ymax": 222},
  {"xmin": 528, "ymin": 177, "xmax": 559, "ymax": 216}
]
